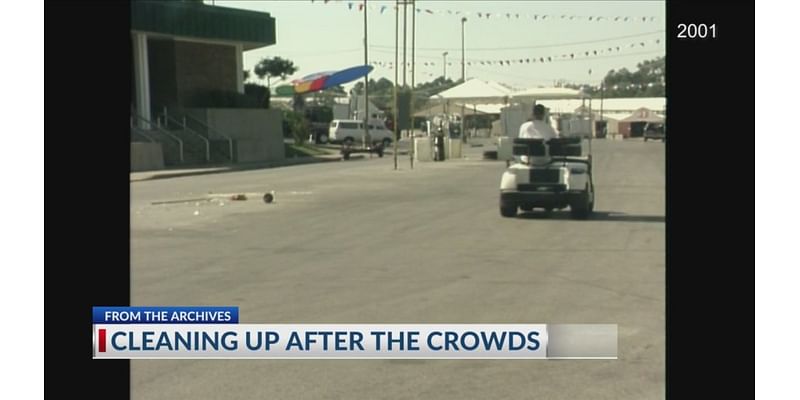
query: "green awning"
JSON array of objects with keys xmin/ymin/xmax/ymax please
[{"xmin": 132, "ymin": 1, "xmax": 276, "ymax": 50}]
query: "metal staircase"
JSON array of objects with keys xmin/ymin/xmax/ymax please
[
  {"xmin": 165, "ymin": 109, "xmax": 236, "ymax": 163},
  {"xmin": 155, "ymin": 110, "xmax": 210, "ymax": 165},
  {"xmin": 130, "ymin": 113, "xmax": 184, "ymax": 165},
  {"xmin": 130, "ymin": 107, "xmax": 236, "ymax": 167}
]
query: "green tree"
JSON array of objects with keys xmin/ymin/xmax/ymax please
[
  {"xmin": 566, "ymin": 56, "xmax": 665, "ymax": 98},
  {"xmin": 415, "ymin": 76, "xmax": 458, "ymax": 100},
  {"xmin": 352, "ymin": 78, "xmax": 395, "ymax": 95},
  {"xmin": 283, "ymin": 110, "xmax": 308, "ymax": 145},
  {"xmin": 351, "ymin": 76, "xmax": 458, "ymax": 113},
  {"xmin": 253, "ymin": 57, "xmax": 298, "ymax": 88},
  {"xmin": 292, "ymin": 93, "xmax": 306, "ymax": 113},
  {"xmin": 244, "ymin": 83, "xmax": 270, "ymax": 108}
]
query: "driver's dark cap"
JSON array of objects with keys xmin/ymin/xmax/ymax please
[{"xmin": 533, "ymin": 104, "xmax": 546, "ymax": 117}]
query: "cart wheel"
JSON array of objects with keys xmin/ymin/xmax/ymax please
[
  {"xmin": 500, "ymin": 205, "xmax": 517, "ymax": 218},
  {"xmin": 570, "ymin": 183, "xmax": 594, "ymax": 219}
]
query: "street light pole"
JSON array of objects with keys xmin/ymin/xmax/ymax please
[
  {"xmin": 442, "ymin": 52, "xmax": 448, "ymax": 80},
  {"xmin": 461, "ymin": 17, "xmax": 467, "ymax": 143},
  {"xmin": 402, "ymin": 2, "xmax": 407, "ymax": 88},
  {"xmin": 600, "ymin": 81, "xmax": 604, "ymax": 124}
]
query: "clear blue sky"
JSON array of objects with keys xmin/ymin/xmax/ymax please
[{"xmin": 211, "ymin": 0, "xmax": 665, "ymax": 90}]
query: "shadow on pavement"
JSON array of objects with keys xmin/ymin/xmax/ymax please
[{"xmin": 516, "ymin": 210, "xmax": 664, "ymax": 223}]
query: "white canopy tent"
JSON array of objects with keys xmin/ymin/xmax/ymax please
[
  {"xmin": 463, "ymin": 103, "xmax": 506, "ymax": 114},
  {"xmin": 423, "ymin": 79, "xmax": 514, "ymax": 137},
  {"xmin": 430, "ymin": 78, "xmax": 514, "ymax": 105}
]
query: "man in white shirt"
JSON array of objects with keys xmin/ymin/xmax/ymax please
[
  {"xmin": 516, "ymin": 104, "xmax": 558, "ymax": 163},
  {"xmin": 518, "ymin": 104, "xmax": 558, "ymax": 140}
]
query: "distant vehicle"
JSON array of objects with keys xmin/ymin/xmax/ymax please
[
  {"xmin": 328, "ymin": 119, "xmax": 394, "ymax": 147},
  {"xmin": 643, "ymin": 123, "xmax": 665, "ymax": 142},
  {"xmin": 308, "ymin": 122, "xmax": 331, "ymax": 144},
  {"xmin": 303, "ymin": 105, "xmax": 334, "ymax": 144}
]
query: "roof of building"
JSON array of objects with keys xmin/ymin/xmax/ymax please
[
  {"xmin": 620, "ymin": 107, "xmax": 665, "ymax": 123},
  {"xmin": 414, "ymin": 102, "xmax": 507, "ymax": 117},
  {"xmin": 599, "ymin": 112, "xmax": 635, "ymax": 121},
  {"xmin": 510, "ymin": 87, "xmax": 584, "ymax": 100},
  {"xmin": 533, "ymin": 97, "xmax": 666, "ymax": 114},
  {"xmin": 131, "ymin": 1, "xmax": 276, "ymax": 50}
]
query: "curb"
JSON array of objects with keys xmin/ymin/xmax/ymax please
[{"xmin": 130, "ymin": 154, "xmax": 365, "ymax": 182}]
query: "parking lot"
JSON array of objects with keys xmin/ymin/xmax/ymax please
[{"xmin": 130, "ymin": 139, "xmax": 665, "ymax": 399}]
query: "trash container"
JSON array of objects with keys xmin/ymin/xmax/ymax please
[
  {"xmin": 434, "ymin": 135, "xmax": 446, "ymax": 161},
  {"xmin": 497, "ymin": 136, "xmax": 515, "ymax": 161},
  {"xmin": 414, "ymin": 137, "xmax": 433, "ymax": 161}
]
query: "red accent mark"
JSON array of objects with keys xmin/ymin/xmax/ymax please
[{"xmin": 99, "ymin": 329, "xmax": 106, "ymax": 352}]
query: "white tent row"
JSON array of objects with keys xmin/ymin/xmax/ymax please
[
  {"xmin": 430, "ymin": 78, "xmax": 585, "ymax": 105},
  {"xmin": 424, "ymin": 99, "xmax": 665, "ymax": 119},
  {"xmin": 590, "ymin": 97, "xmax": 666, "ymax": 113},
  {"xmin": 533, "ymin": 97, "xmax": 666, "ymax": 115},
  {"xmin": 428, "ymin": 78, "xmax": 666, "ymax": 114},
  {"xmin": 413, "ymin": 102, "xmax": 507, "ymax": 118},
  {"xmin": 509, "ymin": 87, "xmax": 585, "ymax": 101}
]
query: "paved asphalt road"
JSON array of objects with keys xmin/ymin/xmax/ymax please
[{"xmin": 130, "ymin": 139, "xmax": 665, "ymax": 400}]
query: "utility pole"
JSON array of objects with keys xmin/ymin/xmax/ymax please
[
  {"xmin": 363, "ymin": 0, "xmax": 370, "ymax": 152},
  {"xmin": 409, "ymin": 0, "xmax": 416, "ymax": 169},
  {"xmin": 402, "ymin": 0, "xmax": 407, "ymax": 142},
  {"xmin": 393, "ymin": 0, "xmax": 399, "ymax": 170}
]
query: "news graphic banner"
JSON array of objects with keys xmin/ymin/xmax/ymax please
[{"xmin": 92, "ymin": 307, "xmax": 617, "ymax": 359}]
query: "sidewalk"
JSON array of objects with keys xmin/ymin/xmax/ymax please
[{"xmin": 130, "ymin": 154, "xmax": 358, "ymax": 182}]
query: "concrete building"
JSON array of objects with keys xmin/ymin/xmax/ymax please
[
  {"xmin": 130, "ymin": 0, "xmax": 283, "ymax": 171},
  {"xmin": 347, "ymin": 95, "xmax": 385, "ymax": 121}
]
